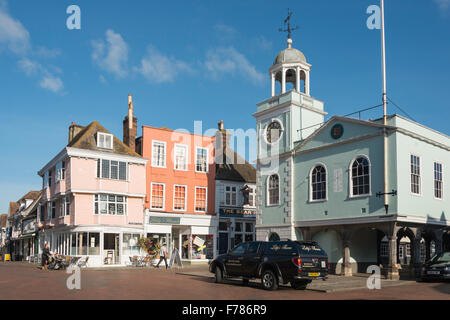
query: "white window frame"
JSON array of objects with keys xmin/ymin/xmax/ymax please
[
  {"xmin": 349, "ymin": 155, "xmax": 372, "ymax": 198},
  {"xmin": 309, "ymin": 163, "xmax": 328, "ymax": 202},
  {"xmin": 266, "ymin": 174, "xmax": 280, "ymax": 206},
  {"xmin": 93, "ymin": 194, "xmax": 128, "ymax": 216},
  {"xmin": 173, "ymin": 184, "xmax": 187, "ymax": 212},
  {"xmin": 152, "ymin": 140, "xmax": 167, "ymax": 168},
  {"xmin": 194, "ymin": 186, "xmax": 208, "ymax": 213},
  {"xmin": 195, "ymin": 147, "xmax": 209, "ymax": 173},
  {"xmin": 225, "ymin": 185, "xmax": 237, "ymax": 206},
  {"xmin": 174, "ymin": 144, "xmax": 188, "ymax": 171},
  {"xmin": 97, "ymin": 132, "xmax": 113, "ymax": 149},
  {"xmin": 410, "ymin": 154, "xmax": 422, "ymax": 196},
  {"xmin": 65, "ymin": 196, "xmax": 70, "ymax": 216},
  {"xmin": 433, "ymin": 161, "xmax": 443, "ymax": 200},
  {"xmin": 151, "ymin": 183, "xmax": 165, "ymax": 210},
  {"xmin": 247, "ymin": 186, "xmax": 256, "ymax": 208},
  {"xmin": 97, "ymin": 159, "xmax": 128, "ymax": 181}
]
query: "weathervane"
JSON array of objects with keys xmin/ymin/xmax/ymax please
[{"xmin": 279, "ymin": 8, "xmax": 299, "ymax": 40}]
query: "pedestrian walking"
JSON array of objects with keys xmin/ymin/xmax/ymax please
[
  {"xmin": 41, "ymin": 242, "xmax": 51, "ymax": 270},
  {"xmin": 0, "ymin": 243, "xmax": 4, "ymax": 263},
  {"xmin": 156, "ymin": 243, "xmax": 168, "ymax": 269}
]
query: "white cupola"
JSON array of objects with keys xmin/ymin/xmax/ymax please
[{"xmin": 270, "ymin": 37, "xmax": 311, "ymax": 97}]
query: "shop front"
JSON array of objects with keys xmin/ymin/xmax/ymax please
[
  {"xmin": 218, "ymin": 207, "xmax": 256, "ymax": 255},
  {"xmin": 39, "ymin": 225, "xmax": 145, "ymax": 267},
  {"xmin": 145, "ymin": 211, "xmax": 218, "ymax": 262}
]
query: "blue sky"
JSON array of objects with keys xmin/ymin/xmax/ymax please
[{"xmin": 1, "ymin": 0, "xmax": 449, "ymax": 213}]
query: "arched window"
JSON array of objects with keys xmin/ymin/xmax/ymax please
[
  {"xmin": 351, "ymin": 156, "xmax": 371, "ymax": 196},
  {"xmin": 311, "ymin": 165, "xmax": 327, "ymax": 201},
  {"xmin": 268, "ymin": 232, "xmax": 280, "ymax": 242},
  {"xmin": 267, "ymin": 174, "xmax": 280, "ymax": 205}
]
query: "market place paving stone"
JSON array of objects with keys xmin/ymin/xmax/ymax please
[{"xmin": 0, "ymin": 262, "xmax": 448, "ymax": 300}]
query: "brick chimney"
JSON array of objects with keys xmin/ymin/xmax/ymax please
[
  {"xmin": 68, "ymin": 122, "xmax": 84, "ymax": 144},
  {"xmin": 216, "ymin": 120, "xmax": 232, "ymax": 165},
  {"xmin": 123, "ymin": 94, "xmax": 137, "ymax": 152}
]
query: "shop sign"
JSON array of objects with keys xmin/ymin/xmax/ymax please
[
  {"xmin": 219, "ymin": 208, "xmax": 256, "ymax": 218},
  {"xmin": 149, "ymin": 216, "xmax": 181, "ymax": 225},
  {"xmin": 22, "ymin": 219, "xmax": 37, "ymax": 234}
]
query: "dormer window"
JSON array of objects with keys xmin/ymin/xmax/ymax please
[{"xmin": 97, "ymin": 132, "xmax": 113, "ymax": 149}]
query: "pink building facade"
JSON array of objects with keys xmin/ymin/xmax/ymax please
[{"xmin": 37, "ymin": 121, "xmax": 147, "ymax": 267}]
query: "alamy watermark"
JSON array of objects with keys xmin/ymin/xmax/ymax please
[
  {"xmin": 366, "ymin": 265, "xmax": 381, "ymax": 290},
  {"xmin": 66, "ymin": 5, "xmax": 81, "ymax": 30},
  {"xmin": 366, "ymin": 5, "xmax": 381, "ymax": 30},
  {"xmin": 66, "ymin": 264, "xmax": 81, "ymax": 290}
]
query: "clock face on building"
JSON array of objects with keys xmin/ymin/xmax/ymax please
[{"xmin": 266, "ymin": 121, "xmax": 283, "ymax": 144}]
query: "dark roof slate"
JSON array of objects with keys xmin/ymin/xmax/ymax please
[
  {"xmin": 67, "ymin": 121, "xmax": 141, "ymax": 157},
  {"xmin": 216, "ymin": 150, "xmax": 256, "ymax": 183}
]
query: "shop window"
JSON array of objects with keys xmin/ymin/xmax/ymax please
[
  {"xmin": 71, "ymin": 233, "xmax": 77, "ymax": 255},
  {"xmin": 245, "ymin": 223, "xmax": 253, "ymax": 233},
  {"xmin": 89, "ymin": 233, "xmax": 100, "ymax": 255},
  {"xmin": 122, "ymin": 233, "xmax": 141, "ymax": 256},
  {"xmin": 78, "ymin": 232, "xmax": 88, "ymax": 255},
  {"xmin": 182, "ymin": 235, "xmax": 190, "ymax": 259},
  {"xmin": 192, "ymin": 235, "xmax": 214, "ymax": 260},
  {"xmin": 235, "ymin": 234, "xmax": 243, "ymax": 246},
  {"xmin": 245, "ymin": 234, "xmax": 254, "ymax": 242},
  {"xmin": 235, "ymin": 222, "xmax": 242, "ymax": 232},
  {"xmin": 219, "ymin": 221, "xmax": 228, "ymax": 231}
]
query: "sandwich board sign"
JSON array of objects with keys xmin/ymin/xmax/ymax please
[{"xmin": 169, "ymin": 248, "xmax": 183, "ymax": 268}]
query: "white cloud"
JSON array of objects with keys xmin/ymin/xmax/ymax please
[
  {"xmin": 134, "ymin": 46, "xmax": 193, "ymax": 83},
  {"xmin": 204, "ymin": 47, "xmax": 264, "ymax": 85},
  {"xmin": 92, "ymin": 29, "xmax": 129, "ymax": 78},
  {"xmin": 0, "ymin": 5, "xmax": 30, "ymax": 54},
  {"xmin": 17, "ymin": 57, "xmax": 40, "ymax": 75},
  {"xmin": 214, "ymin": 23, "xmax": 238, "ymax": 41},
  {"xmin": 17, "ymin": 58, "xmax": 64, "ymax": 93},
  {"xmin": 39, "ymin": 75, "xmax": 63, "ymax": 93},
  {"xmin": 34, "ymin": 46, "xmax": 61, "ymax": 59},
  {"xmin": 253, "ymin": 35, "xmax": 272, "ymax": 51},
  {"xmin": 434, "ymin": 0, "xmax": 450, "ymax": 11}
]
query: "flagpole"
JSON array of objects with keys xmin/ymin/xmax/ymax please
[{"xmin": 381, "ymin": 0, "xmax": 389, "ymax": 213}]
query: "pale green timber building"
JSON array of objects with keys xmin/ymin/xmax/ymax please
[{"xmin": 254, "ymin": 37, "xmax": 450, "ymax": 279}]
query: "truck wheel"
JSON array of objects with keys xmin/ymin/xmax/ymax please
[
  {"xmin": 215, "ymin": 266, "xmax": 223, "ymax": 283},
  {"xmin": 290, "ymin": 280, "xmax": 308, "ymax": 290},
  {"xmin": 261, "ymin": 270, "xmax": 278, "ymax": 291}
]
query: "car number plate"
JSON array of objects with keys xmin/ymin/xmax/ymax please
[
  {"xmin": 427, "ymin": 271, "xmax": 440, "ymax": 275},
  {"xmin": 308, "ymin": 272, "xmax": 319, "ymax": 277},
  {"xmin": 321, "ymin": 261, "xmax": 326, "ymax": 268}
]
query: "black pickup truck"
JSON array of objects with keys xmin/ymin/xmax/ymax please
[{"xmin": 209, "ymin": 240, "xmax": 329, "ymax": 290}]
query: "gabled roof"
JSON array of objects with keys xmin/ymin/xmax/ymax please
[
  {"xmin": 67, "ymin": 121, "xmax": 141, "ymax": 157},
  {"xmin": 293, "ymin": 115, "xmax": 395, "ymax": 153},
  {"xmin": 9, "ymin": 202, "xmax": 19, "ymax": 217},
  {"xmin": 216, "ymin": 150, "xmax": 256, "ymax": 183},
  {"xmin": 18, "ymin": 190, "xmax": 42, "ymax": 203},
  {"xmin": 0, "ymin": 214, "xmax": 7, "ymax": 228}
]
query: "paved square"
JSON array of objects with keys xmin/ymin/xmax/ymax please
[{"xmin": 0, "ymin": 262, "xmax": 448, "ymax": 300}]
